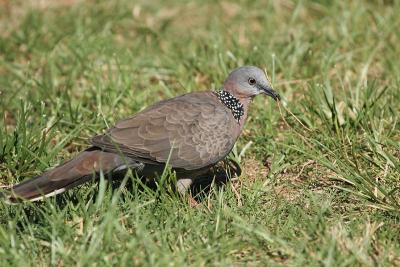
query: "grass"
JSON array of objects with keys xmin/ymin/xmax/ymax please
[{"xmin": 0, "ymin": 0, "xmax": 399, "ymax": 266}]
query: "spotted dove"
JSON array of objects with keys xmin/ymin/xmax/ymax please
[{"xmin": 4, "ymin": 66, "xmax": 280, "ymax": 202}]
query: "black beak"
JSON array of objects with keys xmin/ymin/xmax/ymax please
[{"xmin": 261, "ymin": 85, "xmax": 281, "ymax": 101}]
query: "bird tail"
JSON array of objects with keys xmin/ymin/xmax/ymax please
[{"xmin": 3, "ymin": 148, "xmax": 128, "ymax": 203}]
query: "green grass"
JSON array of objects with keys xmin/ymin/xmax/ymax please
[{"xmin": 0, "ymin": 0, "xmax": 399, "ymax": 266}]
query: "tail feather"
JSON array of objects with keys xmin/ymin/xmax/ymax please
[{"xmin": 5, "ymin": 148, "xmax": 128, "ymax": 203}]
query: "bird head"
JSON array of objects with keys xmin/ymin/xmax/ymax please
[{"xmin": 223, "ymin": 66, "xmax": 280, "ymax": 101}]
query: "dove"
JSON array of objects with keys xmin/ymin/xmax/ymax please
[{"xmin": 4, "ymin": 66, "xmax": 280, "ymax": 202}]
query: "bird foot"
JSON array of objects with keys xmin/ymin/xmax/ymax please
[{"xmin": 188, "ymin": 196, "xmax": 199, "ymax": 208}]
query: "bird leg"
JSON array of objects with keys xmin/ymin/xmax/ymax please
[
  {"xmin": 175, "ymin": 159, "xmax": 241, "ymax": 207},
  {"xmin": 176, "ymin": 178, "xmax": 193, "ymax": 194},
  {"xmin": 176, "ymin": 178, "xmax": 199, "ymax": 207}
]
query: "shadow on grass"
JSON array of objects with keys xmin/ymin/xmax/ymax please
[{"xmin": 1, "ymin": 158, "xmax": 242, "ymax": 212}]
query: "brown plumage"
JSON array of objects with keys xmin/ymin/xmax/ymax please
[
  {"xmin": 4, "ymin": 66, "xmax": 280, "ymax": 202},
  {"xmin": 91, "ymin": 92, "xmax": 238, "ymax": 170}
]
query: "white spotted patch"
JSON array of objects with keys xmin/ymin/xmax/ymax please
[{"xmin": 217, "ymin": 90, "xmax": 244, "ymax": 122}]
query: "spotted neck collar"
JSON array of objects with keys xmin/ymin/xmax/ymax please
[{"xmin": 217, "ymin": 90, "xmax": 244, "ymax": 122}]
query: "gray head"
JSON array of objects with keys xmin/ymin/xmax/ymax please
[{"xmin": 223, "ymin": 66, "xmax": 280, "ymax": 101}]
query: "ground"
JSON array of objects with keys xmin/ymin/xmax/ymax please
[{"xmin": 0, "ymin": 0, "xmax": 399, "ymax": 266}]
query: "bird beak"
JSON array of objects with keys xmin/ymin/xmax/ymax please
[{"xmin": 261, "ymin": 85, "xmax": 281, "ymax": 101}]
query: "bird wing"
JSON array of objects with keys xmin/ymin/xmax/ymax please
[{"xmin": 91, "ymin": 92, "xmax": 237, "ymax": 170}]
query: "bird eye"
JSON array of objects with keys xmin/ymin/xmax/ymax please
[{"xmin": 248, "ymin": 78, "xmax": 256, "ymax": 85}]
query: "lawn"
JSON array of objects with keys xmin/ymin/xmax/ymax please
[{"xmin": 0, "ymin": 0, "xmax": 399, "ymax": 266}]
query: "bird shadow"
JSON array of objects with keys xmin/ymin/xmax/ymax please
[
  {"xmin": 0, "ymin": 159, "xmax": 242, "ymax": 220},
  {"xmin": 110, "ymin": 158, "xmax": 242, "ymax": 203},
  {"xmin": 188, "ymin": 159, "xmax": 242, "ymax": 199}
]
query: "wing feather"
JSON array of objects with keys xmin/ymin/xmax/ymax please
[{"xmin": 91, "ymin": 92, "xmax": 238, "ymax": 170}]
